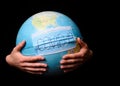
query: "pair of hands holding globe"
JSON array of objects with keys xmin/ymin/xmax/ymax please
[{"xmin": 6, "ymin": 37, "xmax": 93, "ymax": 75}]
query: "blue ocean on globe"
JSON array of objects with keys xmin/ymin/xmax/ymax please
[{"xmin": 16, "ymin": 11, "xmax": 82, "ymax": 76}]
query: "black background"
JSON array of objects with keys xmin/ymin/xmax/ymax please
[{"xmin": 0, "ymin": 0, "xmax": 108, "ymax": 85}]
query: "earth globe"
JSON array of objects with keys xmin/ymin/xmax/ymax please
[{"xmin": 16, "ymin": 11, "xmax": 83, "ymax": 76}]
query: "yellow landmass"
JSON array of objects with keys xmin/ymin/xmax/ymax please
[
  {"xmin": 68, "ymin": 41, "xmax": 81, "ymax": 54},
  {"xmin": 32, "ymin": 14, "xmax": 57, "ymax": 30}
]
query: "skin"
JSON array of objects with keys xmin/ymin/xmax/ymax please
[
  {"xmin": 6, "ymin": 41, "xmax": 47, "ymax": 75},
  {"xmin": 6, "ymin": 38, "xmax": 93, "ymax": 74},
  {"xmin": 60, "ymin": 37, "xmax": 93, "ymax": 73}
]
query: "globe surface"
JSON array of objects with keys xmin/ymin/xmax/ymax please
[{"xmin": 16, "ymin": 11, "xmax": 82, "ymax": 76}]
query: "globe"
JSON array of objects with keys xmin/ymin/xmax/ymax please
[{"xmin": 16, "ymin": 11, "xmax": 82, "ymax": 76}]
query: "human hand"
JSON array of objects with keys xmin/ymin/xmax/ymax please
[
  {"xmin": 60, "ymin": 37, "xmax": 93, "ymax": 73},
  {"xmin": 6, "ymin": 41, "xmax": 47, "ymax": 75}
]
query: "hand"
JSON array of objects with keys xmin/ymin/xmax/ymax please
[
  {"xmin": 6, "ymin": 41, "xmax": 47, "ymax": 75},
  {"xmin": 60, "ymin": 37, "xmax": 93, "ymax": 73}
]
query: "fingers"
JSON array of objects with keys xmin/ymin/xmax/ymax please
[
  {"xmin": 22, "ymin": 66, "xmax": 47, "ymax": 75},
  {"xmin": 19, "ymin": 62, "xmax": 47, "ymax": 75},
  {"xmin": 24, "ymin": 69, "xmax": 46, "ymax": 75},
  {"xmin": 62, "ymin": 53, "xmax": 84, "ymax": 60},
  {"xmin": 60, "ymin": 58, "xmax": 83, "ymax": 65},
  {"xmin": 61, "ymin": 67, "xmax": 77, "ymax": 73},
  {"xmin": 61, "ymin": 64, "xmax": 79, "ymax": 70},
  {"xmin": 23, "ymin": 55, "xmax": 45, "ymax": 62},
  {"xmin": 25, "ymin": 70, "xmax": 46, "ymax": 75},
  {"xmin": 60, "ymin": 64, "xmax": 79, "ymax": 73},
  {"xmin": 60, "ymin": 37, "xmax": 93, "ymax": 73},
  {"xmin": 62, "ymin": 38, "xmax": 88, "ymax": 60},
  {"xmin": 21, "ymin": 62, "xmax": 47, "ymax": 68}
]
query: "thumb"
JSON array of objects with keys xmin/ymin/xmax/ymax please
[
  {"xmin": 13, "ymin": 40, "xmax": 26, "ymax": 51},
  {"xmin": 77, "ymin": 37, "xmax": 87, "ymax": 48}
]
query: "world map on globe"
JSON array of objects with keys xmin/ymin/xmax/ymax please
[{"xmin": 16, "ymin": 11, "xmax": 82, "ymax": 76}]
